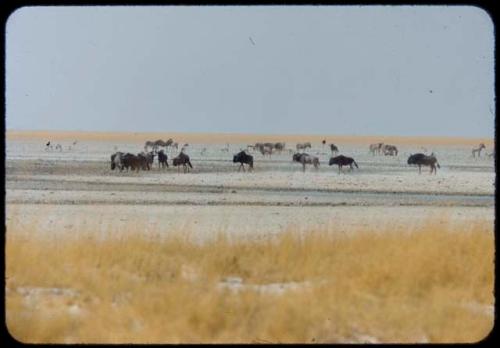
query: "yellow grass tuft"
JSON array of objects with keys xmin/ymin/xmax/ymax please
[{"xmin": 6, "ymin": 218, "xmax": 494, "ymax": 343}]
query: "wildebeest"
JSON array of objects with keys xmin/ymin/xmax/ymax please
[
  {"xmin": 472, "ymin": 143, "xmax": 486, "ymax": 158},
  {"xmin": 140, "ymin": 151, "xmax": 155, "ymax": 169},
  {"xmin": 293, "ymin": 153, "xmax": 320, "ymax": 172},
  {"xmin": 110, "ymin": 152, "xmax": 125, "ymax": 171},
  {"xmin": 382, "ymin": 144, "xmax": 398, "ymax": 156},
  {"xmin": 172, "ymin": 152, "xmax": 193, "ymax": 173},
  {"xmin": 329, "ymin": 155, "xmax": 359, "ymax": 174},
  {"xmin": 120, "ymin": 153, "xmax": 150, "ymax": 172},
  {"xmin": 274, "ymin": 142, "xmax": 285, "ymax": 153},
  {"xmin": 233, "ymin": 151, "xmax": 254, "ymax": 172},
  {"xmin": 330, "ymin": 144, "xmax": 339, "ymax": 155},
  {"xmin": 407, "ymin": 153, "xmax": 440, "ymax": 174},
  {"xmin": 157, "ymin": 150, "xmax": 169, "ymax": 168},
  {"xmin": 296, "ymin": 142, "xmax": 312, "ymax": 151}
]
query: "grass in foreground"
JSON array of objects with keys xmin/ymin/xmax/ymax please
[{"xmin": 6, "ymin": 219, "xmax": 494, "ymax": 343}]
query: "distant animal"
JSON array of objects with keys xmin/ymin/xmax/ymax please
[
  {"xmin": 45, "ymin": 141, "xmax": 53, "ymax": 151},
  {"xmin": 369, "ymin": 143, "xmax": 384, "ymax": 155},
  {"xmin": 296, "ymin": 142, "xmax": 312, "ymax": 151},
  {"xmin": 144, "ymin": 140, "xmax": 156, "ymax": 152},
  {"xmin": 322, "ymin": 139, "xmax": 326, "ymax": 145},
  {"xmin": 157, "ymin": 150, "xmax": 169, "ymax": 168},
  {"xmin": 172, "ymin": 152, "xmax": 193, "ymax": 173},
  {"xmin": 293, "ymin": 153, "xmax": 320, "ymax": 172},
  {"xmin": 140, "ymin": 151, "xmax": 155, "ymax": 169},
  {"xmin": 329, "ymin": 155, "xmax": 358, "ymax": 174},
  {"xmin": 55, "ymin": 144, "xmax": 62, "ymax": 152},
  {"xmin": 382, "ymin": 144, "xmax": 398, "ymax": 156},
  {"xmin": 407, "ymin": 153, "xmax": 440, "ymax": 174},
  {"xmin": 472, "ymin": 143, "xmax": 486, "ymax": 158},
  {"xmin": 121, "ymin": 153, "xmax": 149, "ymax": 172},
  {"xmin": 259, "ymin": 146, "xmax": 273, "ymax": 156},
  {"xmin": 110, "ymin": 152, "xmax": 125, "ymax": 171},
  {"xmin": 274, "ymin": 142, "xmax": 285, "ymax": 153},
  {"xmin": 233, "ymin": 151, "xmax": 254, "ymax": 172},
  {"xmin": 330, "ymin": 144, "xmax": 339, "ymax": 155}
]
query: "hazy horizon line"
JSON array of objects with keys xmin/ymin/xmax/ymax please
[{"xmin": 6, "ymin": 128, "xmax": 495, "ymax": 140}]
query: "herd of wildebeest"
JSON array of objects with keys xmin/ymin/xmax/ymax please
[{"xmin": 87, "ymin": 138, "xmax": 494, "ymax": 175}]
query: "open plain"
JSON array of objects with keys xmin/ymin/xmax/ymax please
[{"xmin": 5, "ymin": 131, "xmax": 495, "ymax": 239}]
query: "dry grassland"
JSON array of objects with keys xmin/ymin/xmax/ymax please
[{"xmin": 6, "ymin": 219, "xmax": 494, "ymax": 343}]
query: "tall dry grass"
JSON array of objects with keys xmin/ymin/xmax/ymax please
[{"xmin": 6, "ymin": 219, "xmax": 494, "ymax": 343}]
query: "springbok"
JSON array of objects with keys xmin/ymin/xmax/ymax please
[{"xmin": 472, "ymin": 143, "xmax": 486, "ymax": 158}]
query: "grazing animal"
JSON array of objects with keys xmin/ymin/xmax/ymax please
[
  {"xmin": 45, "ymin": 141, "xmax": 53, "ymax": 151},
  {"xmin": 121, "ymin": 153, "xmax": 149, "ymax": 172},
  {"xmin": 274, "ymin": 142, "xmax": 285, "ymax": 153},
  {"xmin": 55, "ymin": 144, "xmax": 63, "ymax": 152},
  {"xmin": 172, "ymin": 152, "xmax": 193, "ymax": 173},
  {"xmin": 110, "ymin": 152, "xmax": 125, "ymax": 171},
  {"xmin": 472, "ymin": 143, "xmax": 486, "ymax": 158},
  {"xmin": 407, "ymin": 153, "xmax": 440, "ymax": 174},
  {"xmin": 296, "ymin": 142, "xmax": 312, "ymax": 152},
  {"xmin": 140, "ymin": 151, "xmax": 155, "ymax": 169},
  {"xmin": 330, "ymin": 143, "xmax": 339, "ymax": 155},
  {"xmin": 293, "ymin": 153, "xmax": 320, "ymax": 172},
  {"xmin": 329, "ymin": 155, "xmax": 358, "ymax": 174},
  {"xmin": 157, "ymin": 150, "xmax": 169, "ymax": 168},
  {"xmin": 259, "ymin": 146, "xmax": 273, "ymax": 156},
  {"xmin": 382, "ymin": 144, "xmax": 398, "ymax": 156},
  {"xmin": 233, "ymin": 151, "xmax": 254, "ymax": 172},
  {"xmin": 369, "ymin": 143, "xmax": 384, "ymax": 155},
  {"xmin": 144, "ymin": 140, "xmax": 156, "ymax": 152}
]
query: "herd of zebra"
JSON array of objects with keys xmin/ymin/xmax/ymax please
[{"xmin": 104, "ymin": 138, "xmax": 492, "ymax": 175}]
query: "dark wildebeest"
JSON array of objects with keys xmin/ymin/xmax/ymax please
[
  {"xmin": 274, "ymin": 142, "xmax": 285, "ymax": 153},
  {"xmin": 121, "ymin": 153, "xmax": 149, "ymax": 172},
  {"xmin": 233, "ymin": 151, "xmax": 254, "ymax": 172},
  {"xmin": 296, "ymin": 142, "xmax": 312, "ymax": 152},
  {"xmin": 329, "ymin": 155, "xmax": 359, "ymax": 174},
  {"xmin": 293, "ymin": 153, "xmax": 320, "ymax": 172},
  {"xmin": 140, "ymin": 151, "xmax": 155, "ymax": 169},
  {"xmin": 110, "ymin": 152, "xmax": 125, "ymax": 171},
  {"xmin": 157, "ymin": 150, "xmax": 169, "ymax": 169},
  {"xmin": 407, "ymin": 153, "xmax": 440, "ymax": 174},
  {"xmin": 172, "ymin": 152, "xmax": 193, "ymax": 173},
  {"xmin": 330, "ymin": 143, "xmax": 339, "ymax": 155}
]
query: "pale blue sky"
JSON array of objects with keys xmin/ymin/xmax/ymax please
[{"xmin": 5, "ymin": 5, "xmax": 495, "ymax": 137}]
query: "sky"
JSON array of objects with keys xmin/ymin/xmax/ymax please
[{"xmin": 5, "ymin": 5, "xmax": 495, "ymax": 138}]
